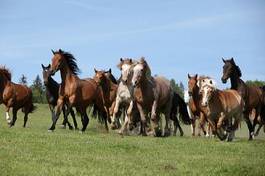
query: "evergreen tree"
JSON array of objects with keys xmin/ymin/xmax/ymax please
[
  {"xmin": 19, "ymin": 74, "xmax": 27, "ymax": 85},
  {"xmin": 31, "ymin": 75, "xmax": 46, "ymax": 103}
]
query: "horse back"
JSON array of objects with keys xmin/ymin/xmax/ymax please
[
  {"xmin": 246, "ymin": 85, "xmax": 262, "ymax": 109},
  {"xmin": 154, "ymin": 76, "xmax": 172, "ymax": 106}
]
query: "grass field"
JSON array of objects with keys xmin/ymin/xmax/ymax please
[{"xmin": 0, "ymin": 104, "xmax": 264, "ymax": 176}]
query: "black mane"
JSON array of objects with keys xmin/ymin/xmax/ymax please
[
  {"xmin": 56, "ymin": 50, "xmax": 81, "ymax": 75},
  {"xmin": 231, "ymin": 61, "xmax": 242, "ymax": 77}
]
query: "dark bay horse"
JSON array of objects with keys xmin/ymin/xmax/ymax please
[
  {"xmin": 200, "ymin": 81, "xmax": 244, "ymax": 141},
  {"xmin": 131, "ymin": 57, "xmax": 173, "ymax": 137},
  {"xmin": 48, "ymin": 49, "xmax": 107, "ymax": 132},
  {"xmin": 41, "ymin": 64, "xmax": 78, "ymax": 130},
  {"xmin": 221, "ymin": 58, "xmax": 263, "ymax": 140},
  {"xmin": 170, "ymin": 92, "xmax": 191, "ymax": 136},
  {"xmin": 0, "ymin": 66, "xmax": 36, "ymax": 127},
  {"xmin": 93, "ymin": 68, "xmax": 118, "ymax": 126}
]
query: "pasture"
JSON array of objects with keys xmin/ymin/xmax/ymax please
[{"xmin": 0, "ymin": 104, "xmax": 264, "ymax": 176}]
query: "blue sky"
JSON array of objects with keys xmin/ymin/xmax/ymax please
[{"xmin": 0, "ymin": 0, "xmax": 264, "ymax": 89}]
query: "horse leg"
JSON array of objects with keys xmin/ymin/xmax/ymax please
[
  {"xmin": 80, "ymin": 110, "xmax": 90, "ymax": 132},
  {"xmin": 111, "ymin": 97, "xmax": 120, "ymax": 129},
  {"xmin": 10, "ymin": 108, "xmax": 18, "ymax": 127},
  {"xmin": 199, "ymin": 112, "xmax": 207, "ymax": 136},
  {"xmin": 191, "ymin": 118, "xmax": 196, "ymax": 136},
  {"xmin": 70, "ymin": 108, "xmax": 78, "ymax": 130},
  {"xmin": 119, "ymin": 113, "xmax": 129, "ymax": 135},
  {"xmin": 63, "ymin": 105, "xmax": 74, "ymax": 130},
  {"xmin": 151, "ymin": 100, "xmax": 162, "ymax": 137},
  {"xmin": 244, "ymin": 111, "xmax": 254, "ymax": 140},
  {"xmin": 136, "ymin": 103, "xmax": 147, "ymax": 136},
  {"xmin": 5, "ymin": 106, "xmax": 12, "ymax": 124},
  {"xmin": 23, "ymin": 113, "xmax": 29, "ymax": 128},
  {"xmin": 175, "ymin": 117, "xmax": 184, "ymax": 136},
  {"xmin": 48, "ymin": 97, "xmax": 64, "ymax": 131}
]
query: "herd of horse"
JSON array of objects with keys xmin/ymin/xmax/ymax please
[{"xmin": 0, "ymin": 49, "xmax": 264, "ymax": 141}]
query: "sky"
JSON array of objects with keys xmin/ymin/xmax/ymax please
[{"xmin": 0, "ymin": 0, "xmax": 264, "ymax": 89}]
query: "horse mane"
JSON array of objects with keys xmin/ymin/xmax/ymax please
[
  {"xmin": 232, "ymin": 63, "xmax": 242, "ymax": 78},
  {"xmin": 139, "ymin": 57, "xmax": 152, "ymax": 79},
  {"xmin": 117, "ymin": 58, "xmax": 135, "ymax": 69},
  {"xmin": 106, "ymin": 72, "xmax": 118, "ymax": 84},
  {"xmin": 0, "ymin": 66, "xmax": 12, "ymax": 81},
  {"xmin": 56, "ymin": 49, "xmax": 80, "ymax": 75}
]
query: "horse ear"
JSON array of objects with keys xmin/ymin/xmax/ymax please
[
  {"xmin": 195, "ymin": 74, "xmax": 198, "ymax": 79},
  {"xmin": 188, "ymin": 74, "xmax": 191, "ymax": 79},
  {"xmin": 120, "ymin": 58, "xmax": 123, "ymax": 62},
  {"xmin": 231, "ymin": 57, "xmax": 235, "ymax": 64},
  {"xmin": 41, "ymin": 64, "xmax": 45, "ymax": 70},
  {"xmin": 108, "ymin": 68, "xmax": 111, "ymax": 73},
  {"xmin": 59, "ymin": 49, "xmax": 63, "ymax": 53},
  {"xmin": 51, "ymin": 49, "xmax": 55, "ymax": 55},
  {"xmin": 222, "ymin": 58, "xmax": 226, "ymax": 63},
  {"xmin": 94, "ymin": 68, "xmax": 97, "ymax": 73},
  {"xmin": 48, "ymin": 64, "xmax": 51, "ymax": 69},
  {"xmin": 129, "ymin": 59, "xmax": 132, "ymax": 63}
]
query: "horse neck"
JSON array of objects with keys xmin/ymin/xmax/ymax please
[
  {"xmin": 230, "ymin": 73, "xmax": 244, "ymax": 90},
  {"xmin": 0, "ymin": 77, "xmax": 9, "ymax": 95},
  {"xmin": 59, "ymin": 65, "xmax": 77, "ymax": 85},
  {"xmin": 46, "ymin": 77, "xmax": 59, "ymax": 95},
  {"xmin": 101, "ymin": 78, "xmax": 111, "ymax": 101},
  {"xmin": 192, "ymin": 85, "xmax": 200, "ymax": 103}
]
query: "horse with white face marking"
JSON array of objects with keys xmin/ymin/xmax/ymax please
[
  {"xmin": 131, "ymin": 57, "xmax": 173, "ymax": 137},
  {"xmin": 199, "ymin": 78, "xmax": 244, "ymax": 141},
  {"xmin": 112, "ymin": 58, "xmax": 137, "ymax": 134}
]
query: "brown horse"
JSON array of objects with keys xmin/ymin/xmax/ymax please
[
  {"xmin": 48, "ymin": 49, "xmax": 107, "ymax": 132},
  {"xmin": 131, "ymin": 57, "xmax": 173, "ymax": 136},
  {"xmin": 93, "ymin": 69, "xmax": 118, "ymax": 125},
  {"xmin": 221, "ymin": 58, "xmax": 263, "ymax": 140},
  {"xmin": 0, "ymin": 66, "xmax": 36, "ymax": 127},
  {"xmin": 187, "ymin": 74, "xmax": 209, "ymax": 136},
  {"xmin": 200, "ymin": 81, "xmax": 244, "ymax": 141}
]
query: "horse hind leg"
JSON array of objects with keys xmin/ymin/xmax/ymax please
[
  {"xmin": 62, "ymin": 106, "xmax": 74, "ymax": 130},
  {"xmin": 10, "ymin": 108, "xmax": 18, "ymax": 127},
  {"xmin": 70, "ymin": 108, "xmax": 78, "ymax": 130},
  {"xmin": 23, "ymin": 113, "xmax": 29, "ymax": 128},
  {"xmin": 174, "ymin": 118, "xmax": 184, "ymax": 136}
]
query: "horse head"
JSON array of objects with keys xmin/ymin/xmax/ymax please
[
  {"xmin": 41, "ymin": 64, "xmax": 51, "ymax": 85},
  {"xmin": 131, "ymin": 57, "xmax": 151, "ymax": 87},
  {"xmin": 221, "ymin": 57, "xmax": 241, "ymax": 83}
]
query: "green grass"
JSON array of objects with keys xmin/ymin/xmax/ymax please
[{"xmin": 0, "ymin": 104, "xmax": 264, "ymax": 176}]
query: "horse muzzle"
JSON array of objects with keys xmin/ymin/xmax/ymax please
[{"xmin": 221, "ymin": 77, "xmax": 227, "ymax": 83}]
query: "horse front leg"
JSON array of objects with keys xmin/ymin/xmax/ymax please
[
  {"xmin": 151, "ymin": 100, "xmax": 162, "ymax": 137},
  {"xmin": 111, "ymin": 97, "xmax": 121, "ymax": 129},
  {"xmin": 70, "ymin": 108, "xmax": 78, "ymax": 130},
  {"xmin": 9, "ymin": 108, "xmax": 18, "ymax": 127},
  {"xmin": 48, "ymin": 97, "xmax": 64, "ymax": 131},
  {"xmin": 5, "ymin": 106, "xmax": 12, "ymax": 125},
  {"xmin": 198, "ymin": 112, "xmax": 207, "ymax": 136},
  {"xmin": 136, "ymin": 103, "xmax": 147, "ymax": 136}
]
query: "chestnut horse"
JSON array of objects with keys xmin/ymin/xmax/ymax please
[
  {"xmin": 131, "ymin": 57, "xmax": 173, "ymax": 136},
  {"xmin": 0, "ymin": 66, "xmax": 36, "ymax": 127},
  {"xmin": 48, "ymin": 49, "xmax": 107, "ymax": 132},
  {"xmin": 41, "ymin": 64, "xmax": 78, "ymax": 130},
  {"xmin": 221, "ymin": 58, "xmax": 263, "ymax": 140},
  {"xmin": 187, "ymin": 74, "xmax": 209, "ymax": 136},
  {"xmin": 200, "ymin": 80, "xmax": 244, "ymax": 141}
]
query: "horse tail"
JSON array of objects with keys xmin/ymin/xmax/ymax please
[
  {"xmin": 172, "ymin": 92, "xmax": 191, "ymax": 125},
  {"xmin": 91, "ymin": 104, "xmax": 107, "ymax": 124}
]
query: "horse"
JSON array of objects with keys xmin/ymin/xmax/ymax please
[
  {"xmin": 221, "ymin": 58, "xmax": 263, "ymax": 140},
  {"xmin": 0, "ymin": 66, "xmax": 36, "ymax": 127},
  {"xmin": 41, "ymin": 64, "xmax": 78, "ymax": 130},
  {"xmin": 200, "ymin": 79, "xmax": 244, "ymax": 141},
  {"xmin": 93, "ymin": 68, "xmax": 118, "ymax": 127},
  {"xmin": 131, "ymin": 57, "xmax": 173, "ymax": 137},
  {"xmin": 254, "ymin": 86, "xmax": 265, "ymax": 136},
  {"xmin": 48, "ymin": 49, "xmax": 108, "ymax": 132},
  {"xmin": 112, "ymin": 58, "xmax": 137, "ymax": 134},
  {"xmin": 170, "ymin": 92, "xmax": 191, "ymax": 136},
  {"xmin": 187, "ymin": 74, "xmax": 210, "ymax": 136}
]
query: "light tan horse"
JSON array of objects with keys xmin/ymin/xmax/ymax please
[
  {"xmin": 48, "ymin": 49, "xmax": 108, "ymax": 132},
  {"xmin": 0, "ymin": 66, "xmax": 35, "ymax": 127},
  {"xmin": 200, "ymin": 79, "xmax": 244, "ymax": 141},
  {"xmin": 131, "ymin": 57, "xmax": 173, "ymax": 136}
]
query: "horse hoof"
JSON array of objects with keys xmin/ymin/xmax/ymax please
[
  {"xmin": 69, "ymin": 126, "xmax": 74, "ymax": 130},
  {"xmin": 180, "ymin": 133, "xmax": 184, "ymax": 137},
  {"xmin": 48, "ymin": 129, "xmax": 54, "ymax": 132},
  {"xmin": 60, "ymin": 125, "xmax": 66, "ymax": 129}
]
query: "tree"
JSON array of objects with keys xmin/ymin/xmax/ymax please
[
  {"xmin": 19, "ymin": 74, "xmax": 27, "ymax": 85},
  {"xmin": 170, "ymin": 79, "xmax": 184, "ymax": 98},
  {"xmin": 245, "ymin": 80, "xmax": 265, "ymax": 87},
  {"xmin": 31, "ymin": 75, "xmax": 46, "ymax": 103}
]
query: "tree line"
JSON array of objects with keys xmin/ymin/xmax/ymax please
[{"xmin": 18, "ymin": 75, "xmax": 264, "ymax": 104}]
